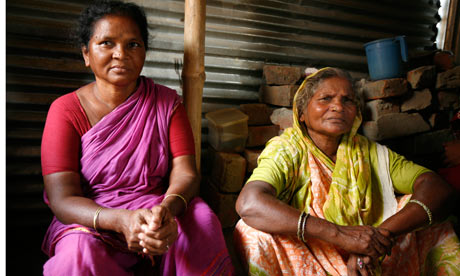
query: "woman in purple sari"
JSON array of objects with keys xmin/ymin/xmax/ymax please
[{"xmin": 40, "ymin": 1, "xmax": 234, "ymax": 275}]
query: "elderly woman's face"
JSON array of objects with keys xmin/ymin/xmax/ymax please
[
  {"xmin": 82, "ymin": 15, "xmax": 146, "ymax": 87},
  {"xmin": 300, "ymin": 76, "xmax": 357, "ymax": 139}
]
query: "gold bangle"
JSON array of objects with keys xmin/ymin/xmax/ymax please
[
  {"xmin": 164, "ymin": 193, "xmax": 188, "ymax": 210},
  {"xmin": 93, "ymin": 206, "xmax": 104, "ymax": 232},
  {"xmin": 409, "ymin": 199, "xmax": 432, "ymax": 225},
  {"xmin": 297, "ymin": 211, "xmax": 305, "ymax": 241}
]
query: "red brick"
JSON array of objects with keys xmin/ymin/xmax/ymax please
[
  {"xmin": 360, "ymin": 78, "xmax": 408, "ymax": 100},
  {"xmin": 364, "ymin": 99, "xmax": 400, "ymax": 121},
  {"xmin": 246, "ymin": 125, "xmax": 280, "ymax": 147},
  {"xmin": 201, "ymin": 179, "xmax": 239, "ymax": 228},
  {"xmin": 362, "ymin": 113, "xmax": 430, "ymax": 141},
  {"xmin": 436, "ymin": 66, "xmax": 460, "ymax": 89},
  {"xmin": 209, "ymin": 149, "xmax": 247, "ymax": 193},
  {"xmin": 260, "ymin": 85, "xmax": 298, "ymax": 107},
  {"xmin": 406, "ymin": 65, "xmax": 436, "ymax": 89},
  {"xmin": 263, "ymin": 65, "xmax": 302, "ymax": 85},
  {"xmin": 270, "ymin": 107, "xmax": 293, "ymax": 130},
  {"xmin": 401, "ymin": 89, "xmax": 432, "ymax": 112},
  {"xmin": 239, "ymin": 103, "xmax": 273, "ymax": 126},
  {"xmin": 244, "ymin": 148, "xmax": 262, "ymax": 173}
]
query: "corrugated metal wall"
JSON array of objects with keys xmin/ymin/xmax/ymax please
[{"xmin": 6, "ymin": 0, "xmax": 439, "ymax": 273}]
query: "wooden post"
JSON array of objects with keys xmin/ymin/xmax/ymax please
[{"xmin": 182, "ymin": 0, "xmax": 206, "ymax": 171}]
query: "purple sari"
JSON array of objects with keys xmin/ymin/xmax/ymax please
[{"xmin": 42, "ymin": 77, "xmax": 234, "ymax": 275}]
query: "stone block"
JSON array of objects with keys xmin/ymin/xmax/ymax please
[
  {"xmin": 364, "ymin": 99, "xmax": 400, "ymax": 121},
  {"xmin": 263, "ymin": 65, "xmax": 302, "ymax": 85},
  {"xmin": 259, "ymin": 85, "xmax": 298, "ymax": 107},
  {"xmin": 239, "ymin": 103, "xmax": 273, "ymax": 126},
  {"xmin": 202, "ymin": 180, "xmax": 239, "ymax": 228},
  {"xmin": 414, "ymin": 129, "xmax": 454, "ymax": 155},
  {"xmin": 436, "ymin": 66, "xmax": 460, "ymax": 89},
  {"xmin": 246, "ymin": 125, "xmax": 280, "ymax": 147},
  {"xmin": 362, "ymin": 113, "xmax": 430, "ymax": 141},
  {"xmin": 401, "ymin": 89, "xmax": 432, "ymax": 112},
  {"xmin": 244, "ymin": 148, "xmax": 262, "ymax": 173},
  {"xmin": 360, "ymin": 78, "xmax": 409, "ymax": 100},
  {"xmin": 209, "ymin": 149, "xmax": 247, "ymax": 193},
  {"xmin": 437, "ymin": 91, "xmax": 460, "ymax": 110},
  {"xmin": 270, "ymin": 107, "xmax": 293, "ymax": 130},
  {"xmin": 406, "ymin": 65, "xmax": 436, "ymax": 89}
]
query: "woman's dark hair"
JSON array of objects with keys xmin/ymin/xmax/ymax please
[{"xmin": 73, "ymin": 0, "xmax": 149, "ymax": 50}]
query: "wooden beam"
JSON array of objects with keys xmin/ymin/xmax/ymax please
[{"xmin": 182, "ymin": 0, "xmax": 206, "ymax": 171}]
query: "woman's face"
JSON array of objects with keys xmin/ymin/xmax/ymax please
[
  {"xmin": 82, "ymin": 15, "xmax": 146, "ymax": 88},
  {"xmin": 300, "ymin": 76, "xmax": 357, "ymax": 139}
]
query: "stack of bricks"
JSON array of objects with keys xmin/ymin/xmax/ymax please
[{"xmin": 263, "ymin": 63, "xmax": 460, "ymax": 170}]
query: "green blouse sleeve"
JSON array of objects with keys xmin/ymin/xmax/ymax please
[
  {"xmin": 388, "ymin": 147, "xmax": 432, "ymax": 194},
  {"xmin": 246, "ymin": 137, "xmax": 299, "ymax": 201}
]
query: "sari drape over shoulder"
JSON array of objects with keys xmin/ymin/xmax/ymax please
[
  {"xmin": 234, "ymin": 69, "xmax": 460, "ymax": 276},
  {"xmin": 43, "ymin": 77, "xmax": 234, "ymax": 275}
]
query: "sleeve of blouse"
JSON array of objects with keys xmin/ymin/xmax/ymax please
[
  {"xmin": 41, "ymin": 100, "xmax": 81, "ymax": 175},
  {"xmin": 169, "ymin": 103, "xmax": 195, "ymax": 158},
  {"xmin": 388, "ymin": 147, "xmax": 432, "ymax": 195}
]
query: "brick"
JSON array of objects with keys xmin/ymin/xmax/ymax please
[
  {"xmin": 414, "ymin": 129, "xmax": 454, "ymax": 155},
  {"xmin": 364, "ymin": 99, "xmax": 400, "ymax": 121},
  {"xmin": 401, "ymin": 89, "xmax": 432, "ymax": 112},
  {"xmin": 406, "ymin": 65, "xmax": 436, "ymax": 89},
  {"xmin": 270, "ymin": 107, "xmax": 293, "ymax": 130},
  {"xmin": 263, "ymin": 65, "xmax": 302, "ymax": 85},
  {"xmin": 360, "ymin": 78, "xmax": 409, "ymax": 100},
  {"xmin": 239, "ymin": 103, "xmax": 273, "ymax": 126},
  {"xmin": 362, "ymin": 113, "xmax": 430, "ymax": 141},
  {"xmin": 259, "ymin": 85, "xmax": 298, "ymax": 107},
  {"xmin": 437, "ymin": 91, "xmax": 460, "ymax": 110},
  {"xmin": 246, "ymin": 125, "xmax": 280, "ymax": 147},
  {"xmin": 209, "ymin": 149, "xmax": 247, "ymax": 193},
  {"xmin": 244, "ymin": 148, "xmax": 262, "ymax": 173},
  {"xmin": 202, "ymin": 180, "xmax": 239, "ymax": 228},
  {"xmin": 436, "ymin": 66, "xmax": 460, "ymax": 89}
]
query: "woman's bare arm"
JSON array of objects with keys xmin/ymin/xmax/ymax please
[
  {"xmin": 236, "ymin": 180, "xmax": 392, "ymax": 258},
  {"xmin": 378, "ymin": 172, "xmax": 453, "ymax": 236}
]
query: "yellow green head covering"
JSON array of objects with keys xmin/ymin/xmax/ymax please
[{"xmin": 292, "ymin": 67, "xmax": 373, "ymax": 226}]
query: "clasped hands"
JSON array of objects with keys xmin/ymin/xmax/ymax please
[
  {"xmin": 121, "ymin": 205, "xmax": 178, "ymax": 256},
  {"xmin": 335, "ymin": 225, "xmax": 394, "ymax": 276}
]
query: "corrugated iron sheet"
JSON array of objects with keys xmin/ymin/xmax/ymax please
[{"xmin": 6, "ymin": 0, "xmax": 439, "ymax": 272}]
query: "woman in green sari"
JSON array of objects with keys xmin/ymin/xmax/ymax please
[{"xmin": 234, "ymin": 67, "xmax": 460, "ymax": 276}]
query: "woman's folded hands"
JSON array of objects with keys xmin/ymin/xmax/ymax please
[{"xmin": 119, "ymin": 206, "xmax": 178, "ymax": 255}]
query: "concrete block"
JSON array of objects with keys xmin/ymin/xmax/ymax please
[
  {"xmin": 239, "ymin": 103, "xmax": 273, "ymax": 126},
  {"xmin": 406, "ymin": 65, "xmax": 436, "ymax": 89},
  {"xmin": 246, "ymin": 125, "xmax": 280, "ymax": 147},
  {"xmin": 401, "ymin": 89, "xmax": 432, "ymax": 112},
  {"xmin": 209, "ymin": 149, "xmax": 247, "ymax": 193},
  {"xmin": 436, "ymin": 66, "xmax": 460, "ymax": 89},
  {"xmin": 362, "ymin": 113, "xmax": 430, "ymax": 141},
  {"xmin": 364, "ymin": 99, "xmax": 400, "ymax": 121},
  {"xmin": 361, "ymin": 78, "xmax": 409, "ymax": 100},
  {"xmin": 437, "ymin": 91, "xmax": 460, "ymax": 110},
  {"xmin": 202, "ymin": 180, "xmax": 239, "ymax": 228},
  {"xmin": 270, "ymin": 107, "xmax": 293, "ymax": 130},
  {"xmin": 263, "ymin": 65, "xmax": 302, "ymax": 85},
  {"xmin": 244, "ymin": 148, "xmax": 263, "ymax": 173},
  {"xmin": 260, "ymin": 85, "xmax": 298, "ymax": 107}
]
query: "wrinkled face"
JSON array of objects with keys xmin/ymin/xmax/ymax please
[
  {"xmin": 82, "ymin": 15, "xmax": 146, "ymax": 87},
  {"xmin": 300, "ymin": 76, "xmax": 357, "ymax": 139}
]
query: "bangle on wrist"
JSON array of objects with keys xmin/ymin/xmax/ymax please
[
  {"xmin": 409, "ymin": 199, "xmax": 432, "ymax": 225},
  {"xmin": 163, "ymin": 193, "xmax": 188, "ymax": 210},
  {"xmin": 297, "ymin": 210, "xmax": 310, "ymax": 242},
  {"xmin": 93, "ymin": 206, "xmax": 104, "ymax": 233}
]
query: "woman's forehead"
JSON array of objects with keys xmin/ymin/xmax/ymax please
[{"xmin": 314, "ymin": 77, "xmax": 354, "ymax": 95}]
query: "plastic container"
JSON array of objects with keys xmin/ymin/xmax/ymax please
[
  {"xmin": 205, "ymin": 108, "xmax": 248, "ymax": 152},
  {"xmin": 364, "ymin": 36, "xmax": 408, "ymax": 80}
]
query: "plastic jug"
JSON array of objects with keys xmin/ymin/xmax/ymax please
[{"xmin": 364, "ymin": 36, "xmax": 408, "ymax": 80}]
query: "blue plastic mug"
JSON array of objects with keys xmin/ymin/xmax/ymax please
[{"xmin": 364, "ymin": 36, "xmax": 408, "ymax": 80}]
